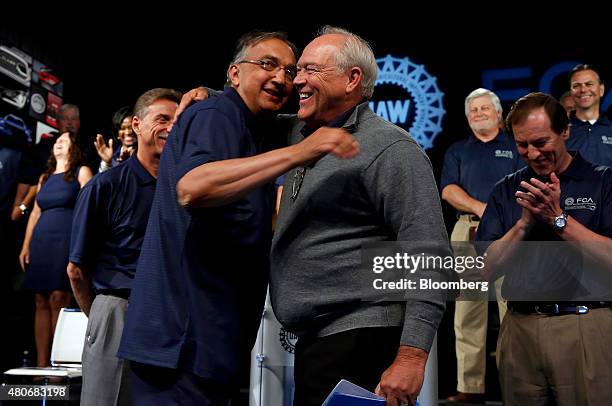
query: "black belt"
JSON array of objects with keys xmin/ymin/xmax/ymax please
[
  {"xmin": 96, "ymin": 289, "xmax": 131, "ymax": 300},
  {"xmin": 508, "ymin": 301, "xmax": 611, "ymax": 315}
]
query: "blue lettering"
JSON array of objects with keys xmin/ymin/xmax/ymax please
[
  {"xmin": 387, "ymin": 100, "xmax": 410, "ymax": 124},
  {"xmin": 370, "ymin": 100, "xmax": 410, "ymax": 124},
  {"xmin": 372, "ymin": 101, "xmax": 388, "ymax": 121},
  {"xmin": 482, "ymin": 67, "xmax": 531, "ymax": 102},
  {"xmin": 538, "ymin": 61, "xmax": 579, "ymax": 94}
]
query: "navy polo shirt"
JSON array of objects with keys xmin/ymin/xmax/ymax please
[
  {"xmin": 441, "ymin": 131, "xmax": 524, "ymax": 205},
  {"xmin": 476, "ymin": 152, "xmax": 612, "ymax": 300},
  {"xmin": 69, "ymin": 156, "xmax": 156, "ymax": 290},
  {"xmin": 119, "ymin": 88, "xmax": 276, "ymax": 385},
  {"xmin": 567, "ymin": 111, "xmax": 612, "ymax": 167}
]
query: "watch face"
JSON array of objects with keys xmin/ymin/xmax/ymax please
[{"xmin": 555, "ymin": 216, "xmax": 566, "ymax": 229}]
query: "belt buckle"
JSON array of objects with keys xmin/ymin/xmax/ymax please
[{"xmin": 575, "ymin": 305, "xmax": 589, "ymax": 314}]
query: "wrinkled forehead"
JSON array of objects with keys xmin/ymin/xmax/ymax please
[
  {"xmin": 299, "ymin": 35, "xmax": 344, "ymax": 66},
  {"xmin": 469, "ymin": 95, "xmax": 493, "ymax": 109},
  {"xmin": 571, "ymin": 69, "xmax": 601, "ymax": 84}
]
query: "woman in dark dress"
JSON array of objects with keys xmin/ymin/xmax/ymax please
[{"xmin": 19, "ymin": 132, "xmax": 93, "ymax": 367}]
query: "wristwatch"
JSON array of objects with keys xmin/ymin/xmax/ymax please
[
  {"xmin": 18, "ymin": 203, "xmax": 30, "ymax": 216},
  {"xmin": 553, "ymin": 211, "xmax": 568, "ymax": 232}
]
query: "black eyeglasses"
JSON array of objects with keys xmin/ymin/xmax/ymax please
[
  {"xmin": 291, "ymin": 167, "xmax": 306, "ymax": 201},
  {"xmin": 237, "ymin": 59, "xmax": 298, "ymax": 80}
]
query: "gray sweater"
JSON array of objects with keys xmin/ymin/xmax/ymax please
[{"xmin": 270, "ymin": 102, "xmax": 451, "ymax": 352}]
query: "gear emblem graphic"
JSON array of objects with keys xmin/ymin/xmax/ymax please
[
  {"xmin": 279, "ymin": 327, "xmax": 298, "ymax": 354},
  {"xmin": 374, "ymin": 55, "xmax": 445, "ymax": 149}
]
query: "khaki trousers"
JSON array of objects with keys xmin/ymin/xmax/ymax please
[
  {"xmin": 498, "ymin": 307, "xmax": 612, "ymax": 405},
  {"xmin": 452, "ymin": 215, "xmax": 506, "ymax": 393}
]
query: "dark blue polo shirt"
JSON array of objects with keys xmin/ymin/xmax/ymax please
[
  {"xmin": 441, "ymin": 131, "xmax": 524, "ymax": 205},
  {"xmin": 476, "ymin": 152, "xmax": 612, "ymax": 300},
  {"xmin": 119, "ymin": 88, "xmax": 275, "ymax": 385},
  {"xmin": 69, "ymin": 156, "xmax": 156, "ymax": 290},
  {"xmin": 567, "ymin": 111, "xmax": 612, "ymax": 167}
]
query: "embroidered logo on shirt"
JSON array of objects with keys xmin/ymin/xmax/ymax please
[
  {"xmin": 564, "ymin": 197, "xmax": 596, "ymax": 211},
  {"xmin": 495, "ymin": 149, "xmax": 513, "ymax": 159},
  {"xmin": 601, "ymin": 135, "xmax": 612, "ymax": 145}
]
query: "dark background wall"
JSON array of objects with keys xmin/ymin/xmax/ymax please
[{"xmin": 3, "ymin": 13, "xmax": 608, "ymax": 172}]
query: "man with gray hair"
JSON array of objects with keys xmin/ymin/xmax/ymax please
[
  {"xmin": 441, "ymin": 88, "xmax": 523, "ymax": 404},
  {"xmin": 270, "ymin": 26, "xmax": 451, "ymax": 406},
  {"xmin": 68, "ymin": 88, "xmax": 181, "ymax": 405}
]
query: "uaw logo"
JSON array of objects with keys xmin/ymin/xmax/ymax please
[
  {"xmin": 564, "ymin": 196, "xmax": 596, "ymax": 211},
  {"xmin": 370, "ymin": 55, "xmax": 445, "ymax": 149},
  {"xmin": 495, "ymin": 149, "xmax": 514, "ymax": 159},
  {"xmin": 279, "ymin": 327, "xmax": 298, "ymax": 354},
  {"xmin": 601, "ymin": 135, "xmax": 612, "ymax": 145}
]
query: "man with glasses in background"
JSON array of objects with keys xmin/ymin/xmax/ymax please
[{"xmin": 119, "ymin": 30, "xmax": 358, "ymax": 405}]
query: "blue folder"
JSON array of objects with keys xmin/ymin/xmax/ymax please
[{"xmin": 322, "ymin": 379, "xmax": 386, "ymax": 405}]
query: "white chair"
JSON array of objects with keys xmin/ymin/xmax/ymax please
[{"xmin": 4, "ymin": 308, "xmax": 87, "ymax": 379}]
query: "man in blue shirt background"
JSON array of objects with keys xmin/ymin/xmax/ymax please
[
  {"xmin": 68, "ymin": 88, "xmax": 181, "ymax": 406},
  {"xmin": 567, "ymin": 64, "xmax": 612, "ymax": 166},
  {"xmin": 441, "ymin": 88, "xmax": 523, "ymax": 404}
]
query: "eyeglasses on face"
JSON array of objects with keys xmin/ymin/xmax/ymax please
[{"xmin": 237, "ymin": 59, "xmax": 298, "ymax": 80}]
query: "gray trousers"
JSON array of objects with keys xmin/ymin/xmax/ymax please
[{"xmin": 81, "ymin": 294, "xmax": 131, "ymax": 406}]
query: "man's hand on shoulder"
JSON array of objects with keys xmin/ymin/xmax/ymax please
[
  {"xmin": 169, "ymin": 86, "xmax": 209, "ymax": 131},
  {"xmin": 375, "ymin": 345, "xmax": 427, "ymax": 406}
]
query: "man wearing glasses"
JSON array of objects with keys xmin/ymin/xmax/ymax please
[
  {"xmin": 118, "ymin": 31, "xmax": 358, "ymax": 405},
  {"xmin": 270, "ymin": 26, "xmax": 451, "ymax": 406}
]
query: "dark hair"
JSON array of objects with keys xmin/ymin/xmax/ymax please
[
  {"xmin": 112, "ymin": 105, "xmax": 133, "ymax": 136},
  {"xmin": 41, "ymin": 131, "xmax": 84, "ymax": 184},
  {"xmin": 226, "ymin": 31, "xmax": 298, "ymax": 85},
  {"xmin": 505, "ymin": 92, "xmax": 569, "ymax": 138},
  {"xmin": 230, "ymin": 31, "xmax": 298, "ymax": 65},
  {"xmin": 133, "ymin": 88, "xmax": 181, "ymax": 119},
  {"xmin": 569, "ymin": 63, "xmax": 604, "ymax": 85}
]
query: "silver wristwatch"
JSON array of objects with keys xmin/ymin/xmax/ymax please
[
  {"xmin": 553, "ymin": 211, "xmax": 568, "ymax": 232},
  {"xmin": 18, "ymin": 203, "xmax": 29, "ymax": 215}
]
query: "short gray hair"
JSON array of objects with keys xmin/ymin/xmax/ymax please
[
  {"xmin": 133, "ymin": 88, "xmax": 181, "ymax": 119},
  {"xmin": 317, "ymin": 25, "xmax": 378, "ymax": 99},
  {"xmin": 464, "ymin": 88, "xmax": 502, "ymax": 117}
]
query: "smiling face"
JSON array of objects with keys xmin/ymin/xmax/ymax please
[
  {"xmin": 294, "ymin": 34, "xmax": 354, "ymax": 128},
  {"xmin": 132, "ymin": 99, "xmax": 177, "ymax": 159},
  {"xmin": 228, "ymin": 38, "xmax": 296, "ymax": 116},
  {"xmin": 118, "ymin": 116, "xmax": 136, "ymax": 147},
  {"xmin": 53, "ymin": 132, "xmax": 73, "ymax": 160},
  {"xmin": 513, "ymin": 107, "xmax": 571, "ymax": 177},
  {"xmin": 570, "ymin": 69, "xmax": 604, "ymax": 112},
  {"xmin": 467, "ymin": 95, "xmax": 501, "ymax": 134}
]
